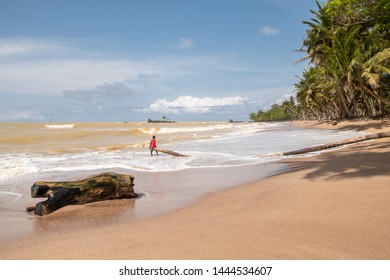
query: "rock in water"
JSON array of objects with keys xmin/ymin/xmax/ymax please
[{"xmin": 26, "ymin": 172, "xmax": 137, "ymax": 216}]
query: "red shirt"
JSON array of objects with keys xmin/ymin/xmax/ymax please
[{"xmin": 150, "ymin": 139, "xmax": 157, "ymax": 149}]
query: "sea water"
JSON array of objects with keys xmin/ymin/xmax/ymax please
[
  {"xmin": 0, "ymin": 121, "xmax": 366, "ymax": 178},
  {"xmin": 0, "ymin": 121, "xmax": 367, "ymax": 241}
]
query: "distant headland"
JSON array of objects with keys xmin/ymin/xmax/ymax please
[{"xmin": 147, "ymin": 116, "xmax": 175, "ymax": 123}]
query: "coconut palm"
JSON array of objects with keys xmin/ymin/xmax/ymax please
[
  {"xmin": 294, "ymin": 0, "xmax": 390, "ymax": 119},
  {"xmin": 252, "ymin": 0, "xmax": 390, "ymax": 121}
]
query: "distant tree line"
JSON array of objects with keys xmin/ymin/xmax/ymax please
[
  {"xmin": 250, "ymin": 0, "xmax": 390, "ymax": 122},
  {"xmin": 250, "ymin": 97, "xmax": 300, "ymax": 121},
  {"xmin": 147, "ymin": 116, "xmax": 175, "ymax": 123}
]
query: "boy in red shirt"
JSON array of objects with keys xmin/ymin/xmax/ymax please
[{"xmin": 149, "ymin": 135, "xmax": 158, "ymax": 156}]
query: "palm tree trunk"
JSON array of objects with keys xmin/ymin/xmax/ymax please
[
  {"xmin": 282, "ymin": 132, "xmax": 390, "ymax": 156},
  {"xmin": 378, "ymin": 100, "xmax": 384, "ymax": 117}
]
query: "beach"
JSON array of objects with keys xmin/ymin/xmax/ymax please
[{"xmin": 0, "ymin": 119, "xmax": 389, "ymax": 259}]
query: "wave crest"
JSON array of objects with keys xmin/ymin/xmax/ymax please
[{"xmin": 45, "ymin": 124, "xmax": 75, "ymax": 129}]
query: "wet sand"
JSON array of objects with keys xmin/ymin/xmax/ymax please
[{"xmin": 0, "ymin": 119, "xmax": 389, "ymax": 259}]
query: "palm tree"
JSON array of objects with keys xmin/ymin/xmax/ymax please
[
  {"xmin": 281, "ymin": 96, "xmax": 301, "ymax": 120},
  {"xmin": 298, "ymin": 1, "xmax": 334, "ymax": 66},
  {"xmin": 294, "ymin": 0, "xmax": 390, "ymax": 119},
  {"xmin": 361, "ymin": 48, "xmax": 390, "ymax": 116}
]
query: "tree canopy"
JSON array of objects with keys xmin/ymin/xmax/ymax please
[{"xmin": 250, "ymin": 0, "xmax": 390, "ymax": 122}]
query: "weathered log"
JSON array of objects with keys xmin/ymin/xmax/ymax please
[
  {"xmin": 282, "ymin": 131, "xmax": 390, "ymax": 156},
  {"xmin": 26, "ymin": 172, "xmax": 137, "ymax": 216},
  {"xmin": 154, "ymin": 148, "xmax": 188, "ymax": 157}
]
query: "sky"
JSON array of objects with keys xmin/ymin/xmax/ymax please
[{"xmin": 0, "ymin": 0, "xmax": 321, "ymax": 122}]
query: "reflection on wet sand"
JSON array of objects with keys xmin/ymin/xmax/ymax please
[{"xmin": 32, "ymin": 199, "xmax": 136, "ymax": 235}]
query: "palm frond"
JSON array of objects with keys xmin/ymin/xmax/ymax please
[
  {"xmin": 362, "ymin": 73, "xmax": 380, "ymax": 88},
  {"xmin": 362, "ymin": 48, "xmax": 390, "ymax": 69}
]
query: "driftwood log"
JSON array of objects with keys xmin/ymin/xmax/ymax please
[
  {"xmin": 26, "ymin": 172, "xmax": 137, "ymax": 216},
  {"xmin": 281, "ymin": 131, "xmax": 390, "ymax": 156}
]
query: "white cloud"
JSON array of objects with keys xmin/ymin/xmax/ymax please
[
  {"xmin": 0, "ymin": 38, "xmax": 274, "ymax": 99},
  {"xmin": 174, "ymin": 37, "xmax": 194, "ymax": 49},
  {"xmin": 274, "ymin": 92, "xmax": 295, "ymax": 105},
  {"xmin": 0, "ymin": 58, "xmax": 164, "ymax": 95},
  {"xmin": 0, "ymin": 39, "xmax": 171, "ymax": 96},
  {"xmin": 143, "ymin": 95, "xmax": 248, "ymax": 114},
  {"xmin": 0, "ymin": 38, "xmax": 296, "ymax": 121},
  {"xmin": 259, "ymin": 26, "xmax": 280, "ymax": 36},
  {"xmin": 0, "ymin": 39, "xmax": 66, "ymax": 56}
]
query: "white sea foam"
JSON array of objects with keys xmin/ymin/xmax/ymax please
[
  {"xmin": 45, "ymin": 124, "xmax": 75, "ymax": 129},
  {"xmin": 139, "ymin": 122, "xmax": 263, "ymax": 135},
  {"xmin": 0, "ymin": 156, "xmax": 40, "ymax": 181},
  {"xmin": 137, "ymin": 127, "xmax": 159, "ymax": 135},
  {"xmin": 0, "ymin": 191, "xmax": 22, "ymax": 204}
]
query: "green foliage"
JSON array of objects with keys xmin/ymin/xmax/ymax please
[
  {"xmin": 250, "ymin": 0, "xmax": 390, "ymax": 121},
  {"xmin": 251, "ymin": 0, "xmax": 390, "ymax": 120},
  {"xmin": 296, "ymin": 0, "xmax": 390, "ymax": 119},
  {"xmin": 249, "ymin": 98, "xmax": 300, "ymax": 122},
  {"xmin": 325, "ymin": 0, "xmax": 390, "ymax": 29}
]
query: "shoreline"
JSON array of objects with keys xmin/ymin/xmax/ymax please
[
  {"xmin": 0, "ymin": 119, "xmax": 389, "ymax": 259},
  {"xmin": 0, "ymin": 161, "xmax": 288, "ymax": 244}
]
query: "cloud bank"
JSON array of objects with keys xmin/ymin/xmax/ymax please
[
  {"xmin": 0, "ymin": 38, "xmax": 295, "ymax": 121},
  {"xmin": 143, "ymin": 95, "xmax": 248, "ymax": 114}
]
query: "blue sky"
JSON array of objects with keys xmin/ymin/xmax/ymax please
[{"xmin": 0, "ymin": 0, "xmax": 320, "ymax": 122}]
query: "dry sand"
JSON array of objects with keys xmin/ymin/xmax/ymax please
[{"xmin": 0, "ymin": 119, "xmax": 389, "ymax": 260}]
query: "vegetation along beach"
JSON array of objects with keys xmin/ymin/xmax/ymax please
[{"xmin": 0, "ymin": 0, "xmax": 389, "ymax": 260}]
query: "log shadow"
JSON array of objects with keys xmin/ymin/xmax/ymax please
[{"xmin": 31, "ymin": 198, "xmax": 137, "ymax": 235}]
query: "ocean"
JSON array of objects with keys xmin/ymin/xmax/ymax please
[{"xmin": 0, "ymin": 121, "xmax": 367, "ymax": 241}]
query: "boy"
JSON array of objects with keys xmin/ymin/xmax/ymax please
[{"xmin": 149, "ymin": 135, "xmax": 158, "ymax": 156}]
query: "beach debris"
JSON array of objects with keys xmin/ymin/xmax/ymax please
[
  {"xmin": 154, "ymin": 148, "xmax": 188, "ymax": 157},
  {"xmin": 255, "ymin": 131, "xmax": 390, "ymax": 157},
  {"xmin": 26, "ymin": 172, "xmax": 138, "ymax": 216},
  {"xmin": 282, "ymin": 131, "xmax": 390, "ymax": 156}
]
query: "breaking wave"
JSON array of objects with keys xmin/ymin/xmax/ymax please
[{"xmin": 45, "ymin": 124, "xmax": 75, "ymax": 129}]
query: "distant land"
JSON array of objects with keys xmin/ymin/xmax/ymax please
[{"xmin": 147, "ymin": 117, "xmax": 175, "ymax": 123}]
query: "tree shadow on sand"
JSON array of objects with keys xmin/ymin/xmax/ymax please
[
  {"xmin": 275, "ymin": 141, "xmax": 390, "ymax": 182},
  {"xmin": 310, "ymin": 119, "xmax": 389, "ymax": 132}
]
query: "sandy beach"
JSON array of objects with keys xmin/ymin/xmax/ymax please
[{"xmin": 0, "ymin": 119, "xmax": 389, "ymax": 260}]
